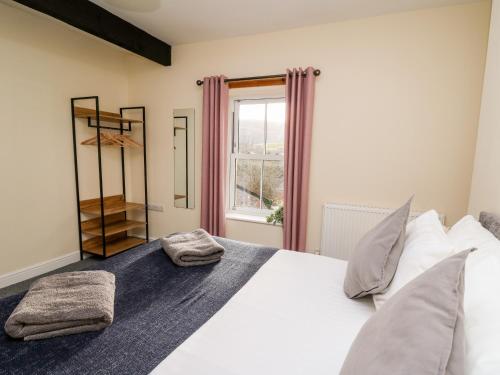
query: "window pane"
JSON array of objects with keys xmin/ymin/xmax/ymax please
[
  {"xmin": 235, "ymin": 159, "xmax": 261, "ymax": 209},
  {"xmin": 262, "ymin": 160, "xmax": 284, "ymax": 210},
  {"xmin": 238, "ymin": 103, "xmax": 265, "ymax": 155},
  {"xmin": 266, "ymin": 101, "xmax": 285, "ymax": 155}
]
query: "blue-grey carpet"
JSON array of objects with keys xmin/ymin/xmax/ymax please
[{"xmin": 0, "ymin": 237, "xmax": 277, "ymax": 375}]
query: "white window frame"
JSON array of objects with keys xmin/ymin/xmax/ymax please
[{"xmin": 227, "ymin": 96, "xmax": 285, "ymax": 218}]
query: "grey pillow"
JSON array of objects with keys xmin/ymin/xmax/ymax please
[
  {"xmin": 344, "ymin": 197, "xmax": 412, "ymax": 298},
  {"xmin": 340, "ymin": 249, "xmax": 473, "ymax": 375},
  {"xmin": 479, "ymin": 211, "xmax": 500, "ymax": 240}
]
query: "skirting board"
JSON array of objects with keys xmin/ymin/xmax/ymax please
[
  {"xmin": 0, "ymin": 251, "xmax": 80, "ymax": 289},
  {"xmin": 0, "ymin": 236, "xmax": 158, "ymax": 289}
]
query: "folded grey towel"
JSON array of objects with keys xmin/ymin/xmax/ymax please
[
  {"xmin": 161, "ymin": 229, "xmax": 225, "ymax": 267},
  {"xmin": 4, "ymin": 271, "xmax": 115, "ymax": 341}
]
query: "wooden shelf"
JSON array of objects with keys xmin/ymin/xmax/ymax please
[
  {"xmin": 83, "ymin": 235, "xmax": 145, "ymax": 257},
  {"xmin": 82, "ymin": 218, "xmax": 145, "ymax": 237},
  {"xmin": 80, "ymin": 195, "xmax": 144, "ymax": 216},
  {"xmin": 81, "ymin": 202, "xmax": 144, "ymax": 216},
  {"xmin": 80, "ymin": 204, "xmax": 147, "ymax": 257},
  {"xmin": 74, "ymin": 106, "xmax": 143, "ymax": 124}
]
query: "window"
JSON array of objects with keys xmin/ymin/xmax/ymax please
[{"xmin": 229, "ymin": 98, "xmax": 285, "ymax": 216}]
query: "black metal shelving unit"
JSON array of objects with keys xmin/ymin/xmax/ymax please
[{"xmin": 71, "ymin": 96, "xmax": 149, "ymax": 260}]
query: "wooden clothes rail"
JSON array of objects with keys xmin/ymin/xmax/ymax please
[{"xmin": 195, "ymin": 69, "xmax": 321, "ymax": 89}]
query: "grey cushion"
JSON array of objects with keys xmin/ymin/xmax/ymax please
[
  {"xmin": 340, "ymin": 249, "xmax": 473, "ymax": 375},
  {"xmin": 344, "ymin": 197, "xmax": 412, "ymax": 298},
  {"xmin": 479, "ymin": 211, "xmax": 500, "ymax": 241}
]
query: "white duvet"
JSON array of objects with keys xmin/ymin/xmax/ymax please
[{"xmin": 151, "ymin": 250, "xmax": 374, "ymax": 375}]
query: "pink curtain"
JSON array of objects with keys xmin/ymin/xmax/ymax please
[
  {"xmin": 201, "ymin": 76, "xmax": 229, "ymax": 236},
  {"xmin": 283, "ymin": 67, "xmax": 316, "ymax": 251}
]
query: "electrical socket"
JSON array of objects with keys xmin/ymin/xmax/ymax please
[{"xmin": 147, "ymin": 203, "xmax": 164, "ymax": 212}]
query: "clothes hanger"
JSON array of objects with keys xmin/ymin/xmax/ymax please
[{"xmin": 80, "ymin": 132, "xmax": 143, "ymax": 148}]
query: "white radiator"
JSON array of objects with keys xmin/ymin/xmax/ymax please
[{"xmin": 320, "ymin": 203, "xmax": 445, "ymax": 260}]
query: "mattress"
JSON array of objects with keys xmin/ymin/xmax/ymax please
[{"xmin": 152, "ymin": 250, "xmax": 375, "ymax": 375}]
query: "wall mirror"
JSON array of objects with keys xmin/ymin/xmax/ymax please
[{"xmin": 173, "ymin": 108, "xmax": 195, "ymax": 208}]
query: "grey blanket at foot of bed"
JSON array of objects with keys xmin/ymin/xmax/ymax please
[{"xmin": 0, "ymin": 237, "xmax": 277, "ymax": 375}]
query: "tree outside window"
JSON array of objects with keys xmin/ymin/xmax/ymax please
[{"xmin": 229, "ymin": 98, "xmax": 285, "ymax": 216}]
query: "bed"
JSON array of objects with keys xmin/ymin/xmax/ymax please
[
  {"xmin": 5, "ymin": 209, "xmax": 498, "ymax": 375},
  {"xmin": 152, "ymin": 250, "xmax": 373, "ymax": 375},
  {"xmin": 0, "ymin": 237, "xmax": 372, "ymax": 374}
]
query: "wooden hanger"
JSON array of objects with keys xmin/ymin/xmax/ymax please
[
  {"xmin": 81, "ymin": 132, "xmax": 143, "ymax": 148},
  {"xmin": 115, "ymin": 134, "xmax": 143, "ymax": 148}
]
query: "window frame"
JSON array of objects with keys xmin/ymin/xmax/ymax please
[{"xmin": 227, "ymin": 96, "xmax": 286, "ymax": 218}]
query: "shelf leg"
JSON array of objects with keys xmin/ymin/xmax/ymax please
[
  {"xmin": 95, "ymin": 97, "xmax": 107, "ymax": 257},
  {"xmin": 71, "ymin": 98, "xmax": 84, "ymax": 261},
  {"xmin": 143, "ymin": 108, "xmax": 149, "ymax": 242}
]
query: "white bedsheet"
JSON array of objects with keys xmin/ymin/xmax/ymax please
[{"xmin": 151, "ymin": 250, "xmax": 374, "ymax": 375}]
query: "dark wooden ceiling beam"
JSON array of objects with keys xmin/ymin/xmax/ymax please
[{"xmin": 12, "ymin": 0, "xmax": 171, "ymax": 66}]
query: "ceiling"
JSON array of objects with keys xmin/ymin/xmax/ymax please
[{"xmin": 90, "ymin": 0, "xmax": 483, "ymax": 45}]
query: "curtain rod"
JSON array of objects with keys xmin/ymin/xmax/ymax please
[{"xmin": 196, "ymin": 69, "xmax": 321, "ymax": 86}]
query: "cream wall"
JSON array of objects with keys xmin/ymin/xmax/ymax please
[
  {"xmin": 0, "ymin": 1, "xmax": 491, "ymax": 277},
  {"xmin": 469, "ymin": 0, "xmax": 500, "ymax": 216},
  {"xmin": 127, "ymin": 2, "xmax": 490, "ymax": 251},
  {"xmin": 0, "ymin": 2, "xmax": 130, "ymax": 274}
]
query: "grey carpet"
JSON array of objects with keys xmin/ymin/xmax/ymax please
[{"xmin": 0, "ymin": 237, "xmax": 277, "ymax": 374}]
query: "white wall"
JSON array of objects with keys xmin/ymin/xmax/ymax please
[
  {"xmin": 0, "ymin": 2, "xmax": 130, "ymax": 274},
  {"xmin": 127, "ymin": 2, "xmax": 490, "ymax": 251},
  {"xmin": 469, "ymin": 0, "xmax": 500, "ymax": 216}
]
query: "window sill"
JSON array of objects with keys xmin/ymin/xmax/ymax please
[{"xmin": 226, "ymin": 212, "xmax": 282, "ymax": 227}]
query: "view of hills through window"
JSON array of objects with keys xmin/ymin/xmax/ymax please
[{"xmin": 231, "ymin": 98, "xmax": 285, "ymax": 213}]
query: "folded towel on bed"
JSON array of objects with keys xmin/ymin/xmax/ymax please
[
  {"xmin": 161, "ymin": 229, "xmax": 225, "ymax": 267},
  {"xmin": 4, "ymin": 271, "xmax": 115, "ymax": 341}
]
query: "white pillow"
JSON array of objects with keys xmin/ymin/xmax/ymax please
[
  {"xmin": 447, "ymin": 214, "xmax": 498, "ymax": 250},
  {"xmin": 447, "ymin": 215, "xmax": 500, "ymax": 375},
  {"xmin": 373, "ymin": 210, "xmax": 455, "ymax": 309}
]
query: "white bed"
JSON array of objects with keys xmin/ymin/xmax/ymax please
[{"xmin": 151, "ymin": 250, "xmax": 374, "ymax": 375}]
